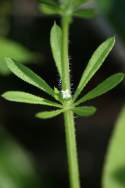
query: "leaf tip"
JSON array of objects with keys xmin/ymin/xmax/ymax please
[
  {"xmin": 118, "ymin": 73, "xmax": 125, "ymax": 84},
  {"xmin": 35, "ymin": 112, "xmax": 45, "ymax": 119},
  {"xmin": 92, "ymin": 106, "xmax": 97, "ymax": 113},
  {"xmin": 5, "ymin": 57, "xmax": 14, "ymax": 69},
  {"xmin": 109, "ymin": 36, "xmax": 116, "ymax": 46},
  {"xmin": 1, "ymin": 92, "xmax": 8, "ymax": 100},
  {"xmin": 1, "ymin": 93, "xmax": 5, "ymax": 99},
  {"xmin": 51, "ymin": 21, "xmax": 61, "ymax": 32},
  {"xmin": 53, "ymin": 21, "xmax": 57, "ymax": 26},
  {"xmin": 115, "ymin": 72, "xmax": 125, "ymax": 83},
  {"xmin": 5, "ymin": 57, "xmax": 11, "ymax": 63},
  {"xmin": 89, "ymin": 106, "xmax": 97, "ymax": 116},
  {"xmin": 35, "ymin": 113, "xmax": 40, "ymax": 119},
  {"xmin": 51, "ymin": 21, "xmax": 57, "ymax": 31}
]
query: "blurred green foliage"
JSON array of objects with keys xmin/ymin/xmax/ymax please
[
  {"xmin": 0, "ymin": 0, "xmax": 11, "ymax": 36},
  {"xmin": 96, "ymin": 0, "xmax": 113, "ymax": 15},
  {"xmin": 0, "ymin": 0, "xmax": 38, "ymax": 76},
  {"xmin": 39, "ymin": 0, "xmax": 97, "ymax": 19},
  {"xmin": 0, "ymin": 128, "xmax": 42, "ymax": 188},
  {"xmin": 102, "ymin": 106, "xmax": 125, "ymax": 188},
  {"xmin": 0, "ymin": 38, "xmax": 37, "ymax": 75},
  {"xmin": 97, "ymin": 0, "xmax": 125, "ymax": 41}
]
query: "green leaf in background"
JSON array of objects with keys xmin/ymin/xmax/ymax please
[
  {"xmin": 73, "ymin": 106, "xmax": 96, "ymax": 117},
  {"xmin": 39, "ymin": 0, "xmax": 96, "ymax": 16},
  {"xmin": 2, "ymin": 91, "xmax": 62, "ymax": 108},
  {"xmin": 40, "ymin": 4, "xmax": 62, "ymax": 15},
  {"xmin": 36, "ymin": 109, "xmax": 63, "ymax": 119},
  {"xmin": 74, "ymin": 0, "xmax": 88, "ymax": 6},
  {"xmin": 74, "ymin": 8, "xmax": 96, "ymax": 18},
  {"xmin": 0, "ymin": 129, "xmax": 41, "ymax": 188},
  {"xmin": 40, "ymin": 4, "xmax": 61, "ymax": 15},
  {"xmin": 76, "ymin": 0, "xmax": 93, "ymax": 5},
  {"xmin": 62, "ymin": 0, "xmax": 89, "ymax": 9},
  {"xmin": 60, "ymin": 0, "xmax": 72, "ymax": 9},
  {"xmin": 39, "ymin": 0, "xmax": 58, "ymax": 6},
  {"xmin": 96, "ymin": 0, "xmax": 113, "ymax": 15},
  {"xmin": 50, "ymin": 23, "xmax": 62, "ymax": 79},
  {"xmin": 102, "ymin": 106, "xmax": 125, "ymax": 188},
  {"xmin": 74, "ymin": 0, "xmax": 96, "ymax": 9},
  {"xmin": 0, "ymin": 38, "xmax": 36, "ymax": 75},
  {"xmin": 6, "ymin": 58, "xmax": 54, "ymax": 97},
  {"xmin": 73, "ymin": 37, "xmax": 115, "ymax": 100},
  {"xmin": 75, "ymin": 73, "xmax": 124, "ymax": 106}
]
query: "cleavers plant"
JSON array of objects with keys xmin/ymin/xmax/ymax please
[{"xmin": 2, "ymin": 0, "xmax": 124, "ymax": 188}]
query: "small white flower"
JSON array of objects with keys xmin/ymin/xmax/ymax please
[{"xmin": 61, "ymin": 89, "xmax": 71, "ymax": 99}]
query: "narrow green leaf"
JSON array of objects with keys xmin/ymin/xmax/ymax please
[
  {"xmin": 102, "ymin": 106, "xmax": 125, "ymax": 188},
  {"xmin": 73, "ymin": 37, "xmax": 115, "ymax": 100},
  {"xmin": 50, "ymin": 23, "xmax": 62, "ymax": 78},
  {"xmin": 36, "ymin": 109, "xmax": 63, "ymax": 119},
  {"xmin": 74, "ymin": 8, "xmax": 96, "ymax": 18},
  {"xmin": 73, "ymin": 106, "xmax": 96, "ymax": 117},
  {"xmin": 6, "ymin": 58, "xmax": 54, "ymax": 97},
  {"xmin": 2, "ymin": 91, "xmax": 62, "ymax": 108},
  {"xmin": 75, "ymin": 73, "xmax": 124, "ymax": 106}
]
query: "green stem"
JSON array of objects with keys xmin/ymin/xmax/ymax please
[
  {"xmin": 61, "ymin": 16, "xmax": 80, "ymax": 188},
  {"xmin": 61, "ymin": 16, "xmax": 71, "ymax": 91},
  {"xmin": 64, "ymin": 110, "xmax": 80, "ymax": 188}
]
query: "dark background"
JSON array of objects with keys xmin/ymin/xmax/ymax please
[{"xmin": 0, "ymin": 0, "xmax": 125, "ymax": 188}]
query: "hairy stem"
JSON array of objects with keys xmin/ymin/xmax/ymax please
[
  {"xmin": 64, "ymin": 109, "xmax": 80, "ymax": 188},
  {"xmin": 61, "ymin": 15, "xmax": 81, "ymax": 188},
  {"xmin": 61, "ymin": 16, "xmax": 71, "ymax": 91}
]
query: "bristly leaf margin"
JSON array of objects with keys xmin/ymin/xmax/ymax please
[
  {"xmin": 35, "ymin": 109, "xmax": 64, "ymax": 119},
  {"xmin": 75, "ymin": 73, "xmax": 124, "ymax": 106},
  {"xmin": 5, "ymin": 58, "xmax": 55, "ymax": 97},
  {"xmin": 2, "ymin": 91, "xmax": 62, "ymax": 108},
  {"xmin": 73, "ymin": 106, "xmax": 96, "ymax": 117},
  {"xmin": 73, "ymin": 37, "xmax": 115, "ymax": 101},
  {"xmin": 50, "ymin": 23, "xmax": 62, "ymax": 79}
]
